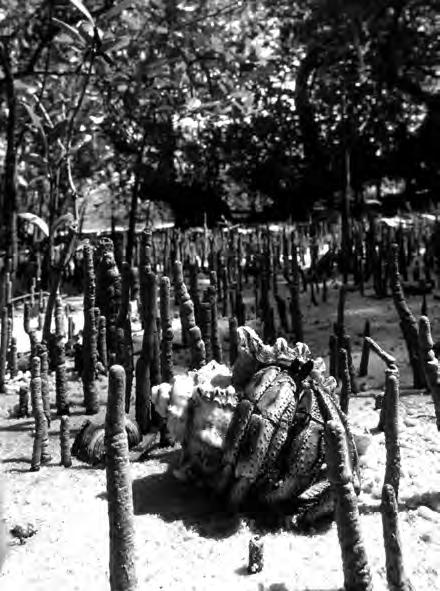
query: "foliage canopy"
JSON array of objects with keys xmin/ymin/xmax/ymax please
[{"xmin": 0, "ymin": 0, "xmax": 439, "ymax": 239}]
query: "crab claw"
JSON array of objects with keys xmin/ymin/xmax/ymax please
[
  {"xmin": 235, "ymin": 414, "xmax": 274, "ymax": 480},
  {"xmin": 244, "ymin": 366, "xmax": 281, "ymax": 403}
]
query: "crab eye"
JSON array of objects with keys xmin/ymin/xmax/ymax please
[
  {"xmin": 288, "ymin": 359, "xmax": 301, "ymax": 375},
  {"xmin": 297, "ymin": 360, "xmax": 314, "ymax": 381}
]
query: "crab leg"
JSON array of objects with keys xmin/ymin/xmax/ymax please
[
  {"xmin": 215, "ymin": 399, "xmax": 253, "ymax": 492},
  {"xmin": 263, "ymin": 389, "xmax": 326, "ymax": 504},
  {"xmin": 260, "ymin": 394, "xmax": 298, "ymax": 484},
  {"xmin": 314, "ymin": 385, "xmax": 361, "ymax": 493},
  {"xmin": 230, "ymin": 375, "xmax": 296, "ymax": 506}
]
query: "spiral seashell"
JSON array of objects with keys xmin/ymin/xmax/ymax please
[{"xmin": 71, "ymin": 417, "xmax": 142, "ymax": 465}]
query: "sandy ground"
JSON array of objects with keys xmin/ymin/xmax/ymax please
[{"xmin": 1, "ymin": 280, "xmax": 440, "ymax": 591}]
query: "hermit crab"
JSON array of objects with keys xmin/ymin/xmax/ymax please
[{"xmin": 152, "ymin": 326, "xmax": 360, "ymax": 528}]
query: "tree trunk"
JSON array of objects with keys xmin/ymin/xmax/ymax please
[{"xmin": 0, "ymin": 43, "xmax": 18, "ymax": 280}]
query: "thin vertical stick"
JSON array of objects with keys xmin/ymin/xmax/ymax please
[
  {"xmin": 117, "ymin": 262, "xmax": 134, "ymax": 412},
  {"xmin": 95, "ymin": 238, "xmax": 122, "ymax": 365},
  {"xmin": 82, "ymin": 242, "xmax": 99, "ymax": 414},
  {"xmin": 98, "ymin": 315, "xmax": 108, "ymax": 371},
  {"xmin": 358, "ymin": 320, "xmax": 370, "ymax": 377},
  {"xmin": 173, "ymin": 260, "xmax": 193, "ymax": 345},
  {"xmin": 340, "ymin": 333, "xmax": 358, "ymax": 394},
  {"xmin": 208, "ymin": 284, "xmax": 222, "ymax": 363},
  {"xmin": 418, "ymin": 316, "xmax": 440, "ymax": 430},
  {"xmin": 229, "ymin": 316, "xmax": 238, "ymax": 366},
  {"xmin": 39, "ymin": 346, "xmax": 51, "ymax": 426},
  {"xmin": 329, "ymin": 334, "xmax": 338, "ymax": 379},
  {"xmin": 60, "ymin": 415, "xmax": 72, "ymax": 468},
  {"xmin": 200, "ymin": 301, "xmax": 212, "ymax": 362},
  {"xmin": 290, "ymin": 240, "xmax": 303, "ymax": 342},
  {"xmin": 0, "ymin": 307, "xmax": 8, "ymax": 393},
  {"xmin": 18, "ymin": 385, "xmax": 30, "ymax": 418},
  {"xmin": 325, "ymin": 420, "xmax": 373, "ymax": 591},
  {"xmin": 23, "ymin": 301, "xmax": 31, "ymax": 334},
  {"xmin": 159, "ymin": 276, "xmax": 174, "ymax": 383},
  {"xmin": 383, "ymin": 372, "xmax": 401, "ymax": 499},
  {"xmin": 105, "ymin": 365, "xmax": 137, "ymax": 591},
  {"xmin": 389, "ymin": 243, "xmax": 426, "ymax": 388},
  {"xmin": 339, "ymin": 348, "xmax": 351, "ymax": 414},
  {"xmin": 337, "ymin": 284, "xmax": 346, "ymax": 332},
  {"xmin": 381, "ymin": 484, "xmax": 414, "ymax": 591},
  {"xmin": 135, "ymin": 270, "xmax": 157, "ymax": 433},
  {"xmin": 30, "ymin": 356, "xmax": 51, "ymax": 471},
  {"xmin": 9, "ymin": 337, "xmax": 18, "ymax": 378},
  {"xmin": 188, "ymin": 326, "xmax": 206, "ymax": 370},
  {"xmin": 55, "ymin": 296, "xmax": 69, "ymax": 416}
]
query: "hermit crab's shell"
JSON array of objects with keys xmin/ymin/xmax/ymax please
[
  {"xmin": 189, "ymin": 362, "xmax": 238, "ymax": 453},
  {"xmin": 152, "ymin": 361, "xmax": 237, "ymax": 447}
]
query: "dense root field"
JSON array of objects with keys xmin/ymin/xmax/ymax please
[{"xmin": 1, "ymin": 284, "xmax": 440, "ymax": 591}]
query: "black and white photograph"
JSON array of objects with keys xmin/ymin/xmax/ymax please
[{"xmin": 0, "ymin": 1, "xmax": 439, "ymax": 589}]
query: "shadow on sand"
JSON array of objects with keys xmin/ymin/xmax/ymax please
[
  {"xmin": 132, "ymin": 465, "xmax": 241, "ymax": 539},
  {"xmin": 0, "ymin": 419, "xmax": 34, "ymax": 433},
  {"xmin": 130, "ymin": 448, "xmax": 335, "ymax": 540},
  {"xmin": 2, "ymin": 456, "xmax": 30, "ymax": 464}
]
